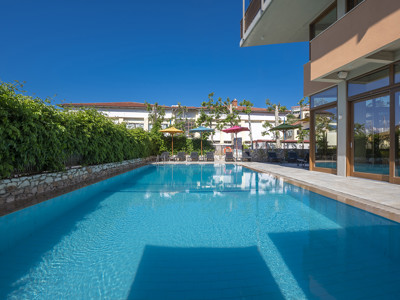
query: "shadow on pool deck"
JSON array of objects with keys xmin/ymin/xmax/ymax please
[{"xmin": 128, "ymin": 245, "xmax": 284, "ymax": 300}]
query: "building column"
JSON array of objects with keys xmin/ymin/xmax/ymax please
[
  {"xmin": 337, "ymin": 81, "xmax": 347, "ymax": 176},
  {"xmin": 143, "ymin": 117, "xmax": 149, "ymax": 131}
]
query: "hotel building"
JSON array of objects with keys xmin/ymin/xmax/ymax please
[
  {"xmin": 62, "ymin": 100, "xmax": 305, "ymax": 151},
  {"xmin": 241, "ymin": 0, "xmax": 400, "ymax": 183}
]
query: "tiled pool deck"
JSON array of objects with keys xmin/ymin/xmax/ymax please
[{"xmin": 154, "ymin": 161, "xmax": 400, "ymax": 223}]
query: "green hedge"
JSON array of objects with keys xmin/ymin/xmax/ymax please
[
  {"xmin": 162, "ymin": 136, "xmax": 214, "ymax": 154},
  {"xmin": 0, "ymin": 82, "xmax": 156, "ymax": 179}
]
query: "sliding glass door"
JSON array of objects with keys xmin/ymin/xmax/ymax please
[
  {"xmin": 351, "ymin": 95, "xmax": 390, "ymax": 178},
  {"xmin": 395, "ymin": 91, "xmax": 400, "ymax": 178}
]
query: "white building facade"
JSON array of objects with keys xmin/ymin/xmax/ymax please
[{"xmin": 63, "ymin": 100, "xmax": 308, "ymax": 150}]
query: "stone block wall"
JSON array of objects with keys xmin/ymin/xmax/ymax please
[{"xmin": 0, "ymin": 158, "xmax": 152, "ymax": 216}]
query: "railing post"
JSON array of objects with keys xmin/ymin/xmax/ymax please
[{"xmin": 242, "ymin": 0, "xmax": 246, "ymax": 38}]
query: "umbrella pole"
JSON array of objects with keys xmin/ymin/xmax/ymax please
[
  {"xmin": 235, "ymin": 133, "xmax": 238, "ymax": 161},
  {"xmin": 172, "ymin": 134, "xmax": 174, "ymax": 156},
  {"xmin": 201, "ymin": 132, "xmax": 203, "ymax": 157}
]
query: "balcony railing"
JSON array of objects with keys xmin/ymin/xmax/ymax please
[{"xmin": 240, "ymin": 0, "xmax": 262, "ymax": 38}]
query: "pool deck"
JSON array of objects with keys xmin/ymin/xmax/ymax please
[{"xmin": 154, "ymin": 160, "xmax": 400, "ymax": 223}]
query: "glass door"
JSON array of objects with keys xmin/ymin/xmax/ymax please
[
  {"xmin": 351, "ymin": 95, "xmax": 390, "ymax": 180},
  {"xmin": 395, "ymin": 90, "xmax": 400, "ymax": 179}
]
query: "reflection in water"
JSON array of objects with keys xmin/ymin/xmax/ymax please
[{"xmin": 1, "ymin": 164, "xmax": 400, "ymax": 299}]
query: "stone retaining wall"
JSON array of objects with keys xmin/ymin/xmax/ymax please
[{"xmin": 0, "ymin": 158, "xmax": 152, "ymax": 216}]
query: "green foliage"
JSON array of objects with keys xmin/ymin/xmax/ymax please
[
  {"xmin": 170, "ymin": 103, "xmax": 188, "ymax": 131},
  {"xmin": 162, "ymin": 136, "xmax": 214, "ymax": 154},
  {"xmin": 0, "ymin": 82, "xmax": 156, "ymax": 179}
]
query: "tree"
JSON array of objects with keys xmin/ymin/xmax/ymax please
[
  {"xmin": 239, "ymin": 99, "xmax": 254, "ymax": 148},
  {"xmin": 171, "ymin": 102, "xmax": 188, "ymax": 132},
  {"xmin": 262, "ymin": 99, "xmax": 287, "ymax": 149},
  {"xmin": 296, "ymin": 97, "xmax": 310, "ymax": 151},
  {"xmin": 145, "ymin": 102, "xmax": 165, "ymax": 133},
  {"xmin": 197, "ymin": 93, "xmax": 215, "ymax": 142}
]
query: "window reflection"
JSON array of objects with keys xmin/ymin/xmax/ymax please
[
  {"xmin": 396, "ymin": 92, "xmax": 400, "ymax": 177},
  {"xmin": 395, "ymin": 63, "xmax": 400, "ymax": 84},
  {"xmin": 314, "ymin": 107, "xmax": 337, "ymax": 169},
  {"xmin": 353, "ymin": 96, "xmax": 390, "ymax": 175},
  {"xmin": 348, "ymin": 69, "xmax": 389, "ymax": 97},
  {"xmin": 310, "ymin": 4, "xmax": 337, "ymax": 40},
  {"xmin": 311, "ymin": 86, "xmax": 337, "ymax": 108}
]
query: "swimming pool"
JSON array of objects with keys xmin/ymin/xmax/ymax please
[{"xmin": 0, "ymin": 164, "xmax": 400, "ymax": 299}]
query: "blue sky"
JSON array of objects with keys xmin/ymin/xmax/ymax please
[{"xmin": 1, "ymin": 0, "xmax": 309, "ymax": 109}]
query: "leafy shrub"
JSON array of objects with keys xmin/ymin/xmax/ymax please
[{"xmin": 0, "ymin": 82, "xmax": 156, "ymax": 179}]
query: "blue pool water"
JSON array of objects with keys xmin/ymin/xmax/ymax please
[{"xmin": 1, "ymin": 164, "xmax": 400, "ymax": 299}]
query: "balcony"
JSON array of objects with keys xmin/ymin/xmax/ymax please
[
  {"xmin": 240, "ymin": 0, "xmax": 262, "ymax": 39},
  {"xmin": 308, "ymin": 0, "xmax": 400, "ymax": 83},
  {"xmin": 240, "ymin": 0, "xmax": 332, "ymax": 47}
]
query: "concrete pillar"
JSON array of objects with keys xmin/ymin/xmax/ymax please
[
  {"xmin": 143, "ymin": 117, "xmax": 149, "ymax": 131},
  {"xmin": 337, "ymin": 81, "xmax": 347, "ymax": 177},
  {"xmin": 337, "ymin": 0, "xmax": 346, "ymax": 19}
]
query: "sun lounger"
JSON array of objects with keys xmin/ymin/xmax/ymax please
[
  {"xmin": 160, "ymin": 152, "xmax": 170, "ymax": 162},
  {"xmin": 297, "ymin": 153, "xmax": 309, "ymax": 168},
  {"xmin": 225, "ymin": 151, "xmax": 234, "ymax": 162},
  {"xmin": 190, "ymin": 152, "xmax": 199, "ymax": 161},
  {"xmin": 177, "ymin": 152, "xmax": 186, "ymax": 161},
  {"xmin": 268, "ymin": 152, "xmax": 281, "ymax": 163},
  {"xmin": 242, "ymin": 150, "xmax": 252, "ymax": 162},
  {"xmin": 287, "ymin": 151, "xmax": 298, "ymax": 163},
  {"xmin": 206, "ymin": 152, "xmax": 214, "ymax": 161}
]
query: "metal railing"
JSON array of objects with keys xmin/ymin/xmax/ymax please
[{"xmin": 240, "ymin": 0, "xmax": 262, "ymax": 38}]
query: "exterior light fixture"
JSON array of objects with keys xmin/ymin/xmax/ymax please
[{"xmin": 337, "ymin": 71, "xmax": 348, "ymax": 79}]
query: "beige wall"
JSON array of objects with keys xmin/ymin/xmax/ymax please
[
  {"xmin": 303, "ymin": 62, "xmax": 336, "ymax": 97},
  {"xmin": 309, "ymin": 0, "xmax": 400, "ymax": 81}
]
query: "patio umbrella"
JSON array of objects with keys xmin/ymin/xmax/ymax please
[
  {"xmin": 222, "ymin": 125, "xmax": 250, "ymax": 160},
  {"xmin": 189, "ymin": 126, "xmax": 214, "ymax": 156},
  {"xmin": 160, "ymin": 126, "xmax": 184, "ymax": 155},
  {"xmin": 269, "ymin": 123, "xmax": 300, "ymax": 150}
]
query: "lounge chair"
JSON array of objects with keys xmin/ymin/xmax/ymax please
[
  {"xmin": 225, "ymin": 151, "xmax": 234, "ymax": 162},
  {"xmin": 206, "ymin": 152, "xmax": 214, "ymax": 161},
  {"xmin": 242, "ymin": 150, "xmax": 252, "ymax": 162},
  {"xmin": 287, "ymin": 151, "xmax": 298, "ymax": 163},
  {"xmin": 177, "ymin": 152, "xmax": 186, "ymax": 161},
  {"xmin": 268, "ymin": 152, "xmax": 281, "ymax": 163},
  {"xmin": 160, "ymin": 152, "xmax": 170, "ymax": 162},
  {"xmin": 190, "ymin": 152, "xmax": 199, "ymax": 161},
  {"xmin": 297, "ymin": 153, "xmax": 309, "ymax": 168}
]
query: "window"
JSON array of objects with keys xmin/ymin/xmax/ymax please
[
  {"xmin": 347, "ymin": 0, "xmax": 364, "ymax": 12},
  {"xmin": 314, "ymin": 107, "xmax": 337, "ymax": 170},
  {"xmin": 310, "ymin": 3, "xmax": 337, "ymax": 40},
  {"xmin": 311, "ymin": 86, "xmax": 338, "ymax": 108},
  {"xmin": 395, "ymin": 63, "xmax": 400, "ymax": 84},
  {"xmin": 353, "ymin": 96, "xmax": 390, "ymax": 175},
  {"xmin": 348, "ymin": 68, "xmax": 390, "ymax": 97},
  {"xmin": 395, "ymin": 92, "xmax": 400, "ymax": 177},
  {"xmin": 126, "ymin": 123, "xmax": 144, "ymax": 129}
]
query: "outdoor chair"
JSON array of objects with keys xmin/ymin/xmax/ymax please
[
  {"xmin": 177, "ymin": 152, "xmax": 186, "ymax": 161},
  {"xmin": 206, "ymin": 152, "xmax": 214, "ymax": 161},
  {"xmin": 242, "ymin": 150, "xmax": 252, "ymax": 162},
  {"xmin": 190, "ymin": 152, "xmax": 199, "ymax": 161},
  {"xmin": 268, "ymin": 152, "xmax": 281, "ymax": 163},
  {"xmin": 297, "ymin": 153, "xmax": 309, "ymax": 168},
  {"xmin": 225, "ymin": 151, "xmax": 234, "ymax": 162},
  {"xmin": 160, "ymin": 152, "xmax": 170, "ymax": 162},
  {"xmin": 287, "ymin": 151, "xmax": 298, "ymax": 163}
]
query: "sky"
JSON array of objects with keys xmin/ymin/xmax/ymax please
[{"xmin": 1, "ymin": 0, "xmax": 309, "ymax": 109}]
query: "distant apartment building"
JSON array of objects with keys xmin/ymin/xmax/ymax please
[
  {"xmin": 241, "ymin": 0, "xmax": 400, "ymax": 184},
  {"xmin": 62, "ymin": 100, "xmax": 307, "ymax": 149}
]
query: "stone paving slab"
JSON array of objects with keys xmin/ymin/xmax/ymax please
[{"xmin": 241, "ymin": 162, "xmax": 400, "ymax": 223}]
